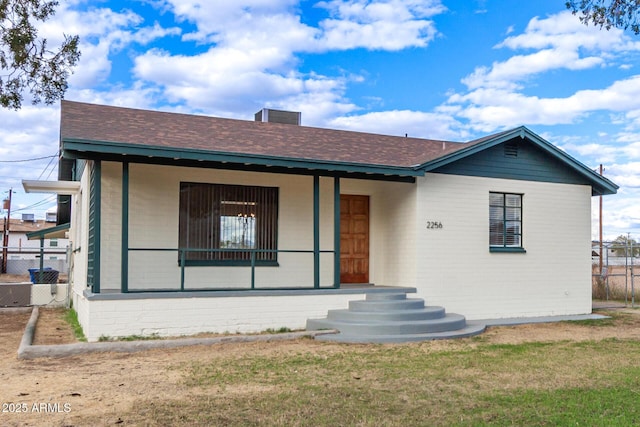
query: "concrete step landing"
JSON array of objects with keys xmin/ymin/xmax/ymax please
[{"xmin": 306, "ymin": 292, "xmax": 485, "ymax": 343}]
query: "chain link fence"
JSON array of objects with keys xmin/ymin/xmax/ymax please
[
  {"xmin": 592, "ymin": 239, "xmax": 639, "ymax": 306},
  {"xmin": 0, "ymin": 246, "xmax": 71, "ymax": 308}
]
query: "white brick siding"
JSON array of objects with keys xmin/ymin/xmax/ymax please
[
  {"xmin": 71, "ymin": 165, "xmax": 594, "ymax": 339},
  {"xmin": 76, "ymin": 293, "xmax": 365, "ymax": 342},
  {"xmin": 414, "ymin": 173, "xmax": 592, "ymax": 319}
]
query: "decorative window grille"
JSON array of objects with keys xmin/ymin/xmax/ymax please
[{"xmin": 179, "ymin": 183, "xmax": 278, "ymax": 265}]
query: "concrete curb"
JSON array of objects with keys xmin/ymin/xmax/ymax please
[
  {"xmin": 0, "ymin": 307, "xmax": 33, "ymax": 314},
  {"xmin": 18, "ymin": 306, "xmax": 39, "ymax": 358},
  {"xmin": 16, "ymin": 307, "xmax": 338, "ymax": 359}
]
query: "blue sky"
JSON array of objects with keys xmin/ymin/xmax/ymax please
[{"xmin": 1, "ymin": 0, "xmax": 638, "ymax": 240}]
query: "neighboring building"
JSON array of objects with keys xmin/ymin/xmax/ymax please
[
  {"xmin": 1, "ymin": 214, "xmax": 69, "ymax": 275},
  {"xmin": 24, "ymin": 100, "xmax": 617, "ymax": 341},
  {"xmin": 3, "ymin": 213, "xmax": 68, "ymax": 253}
]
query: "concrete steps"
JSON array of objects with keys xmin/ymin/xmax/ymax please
[{"xmin": 306, "ymin": 292, "xmax": 485, "ymax": 343}]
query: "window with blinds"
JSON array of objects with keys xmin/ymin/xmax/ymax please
[
  {"xmin": 179, "ymin": 182, "xmax": 279, "ymax": 265},
  {"xmin": 489, "ymin": 192, "xmax": 523, "ymax": 249}
]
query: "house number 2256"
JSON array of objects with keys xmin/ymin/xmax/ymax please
[{"xmin": 426, "ymin": 221, "xmax": 443, "ymax": 229}]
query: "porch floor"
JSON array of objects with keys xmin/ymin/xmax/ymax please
[{"xmin": 83, "ymin": 285, "xmax": 417, "ymax": 301}]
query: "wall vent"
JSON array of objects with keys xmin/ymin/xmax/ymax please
[
  {"xmin": 504, "ymin": 143, "xmax": 519, "ymax": 158},
  {"xmin": 255, "ymin": 108, "xmax": 301, "ymax": 125}
]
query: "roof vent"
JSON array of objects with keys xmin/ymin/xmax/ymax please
[
  {"xmin": 255, "ymin": 108, "xmax": 301, "ymax": 126},
  {"xmin": 504, "ymin": 143, "xmax": 519, "ymax": 158}
]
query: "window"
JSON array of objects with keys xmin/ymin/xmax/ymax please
[
  {"xmin": 179, "ymin": 183, "xmax": 279, "ymax": 265},
  {"xmin": 489, "ymin": 192, "xmax": 524, "ymax": 252}
]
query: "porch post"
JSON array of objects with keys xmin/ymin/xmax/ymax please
[
  {"xmin": 334, "ymin": 177, "xmax": 340, "ymax": 288},
  {"xmin": 38, "ymin": 236, "xmax": 45, "ymax": 283},
  {"xmin": 92, "ymin": 161, "xmax": 101, "ymax": 293},
  {"xmin": 121, "ymin": 162, "xmax": 129, "ymax": 293},
  {"xmin": 313, "ymin": 175, "xmax": 320, "ymax": 288}
]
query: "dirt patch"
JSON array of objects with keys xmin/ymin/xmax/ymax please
[
  {"xmin": 32, "ymin": 308, "xmax": 77, "ymax": 346},
  {"xmin": 0, "ymin": 308, "xmax": 639, "ymax": 426}
]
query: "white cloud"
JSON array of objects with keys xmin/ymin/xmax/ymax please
[
  {"xmin": 598, "ymin": 189, "xmax": 640, "ymax": 240},
  {"xmin": 158, "ymin": 0, "xmax": 300, "ymax": 43},
  {"xmin": 133, "ymin": 48, "xmax": 339, "ymax": 116},
  {"xmin": 497, "ymin": 11, "xmax": 638, "ymax": 52},
  {"xmin": 326, "ymin": 109, "xmax": 464, "ymax": 140},
  {"xmin": 317, "ymin": 0, "xmax": 444, "ymax": 50},
  {"xmin": 561, "ymin": 142, "xmax": 620, "ymax": 164},
  {"xmin": 462, "ymin": 49, "xmax": 603, "ymax": 90},
  {"xmin": 0, "ymin": 105, "xmax": 60, "ymax": 194},
  {"xmin": 130, "ymin": 0, "xmax": 447, "ymax": 118},
  {"xmin": 450, "ymin": 69, "xmax": 640, "ymax": 132},
  {"xmin": 39, "ymin": 4, "xmax": 182, "ymax": 89},
  {"xmin": 66, "ymin": 83, "xmax": 162, "ymax": 111},
  {"xmin": 463, "ymin": 12, "xmax": 616, "ymax": 90},
  {"xmin": 607, "ymin": 162, "xmax": 640, "ymax": 187},
  {"xmin": 158, "ymin": 0, "xmax": 444, "ymax": 51},
  {"xmin": 449, "ymin": 10, "xmax": 640, "ymax": 131},
  {"xmin": 270, "ymin": 88, "xmax": 359, "ymax": 126}
]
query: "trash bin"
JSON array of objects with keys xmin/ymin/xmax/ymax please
[{"xmin": 28, "ymin": 268, "xmax": 58, "ymax": 284}]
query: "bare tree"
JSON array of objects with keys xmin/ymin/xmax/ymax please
[
  {"xmin": 0, "ymin": 0, "xmax": 80, "ymax": 109},
  {"xmin": 611, "ymin": 234, "xmax": 640, "ymax": 257},
  {"xmin": 566, "ymin": 1, "xmax": 640, "ymax": 34}
]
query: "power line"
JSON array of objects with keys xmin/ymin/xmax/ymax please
[
  {"xmin": 0, "ymin": 154, "xmax": 57, "ymax": 163},
  {"xmin": 37, "ymin": 155, "xmax": 57, "ymax": 180},
  {"xmin": 11, "ymin": 195, "xmax": 57, "ymax": 214}
]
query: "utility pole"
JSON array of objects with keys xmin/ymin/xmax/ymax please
[
  {"xmin": 599, "ymin": 165, "xmax": 603, "ymax": 275},
  {"xmin": 2, "ymin": 188, "xmax": 12, "ymax": 274}
]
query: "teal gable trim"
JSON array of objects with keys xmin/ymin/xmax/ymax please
[
  {"xmin": 431, "ymin": 138, "xmax": 588, "ymax": 186},
  {"xmin": 420, "ymin": 127, "xmax": 618, "ymax": 196}
]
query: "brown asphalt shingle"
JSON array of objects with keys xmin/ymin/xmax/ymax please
[{"xmin": 60, "ymin": 101, "xmax": 488, "ymax": 168}]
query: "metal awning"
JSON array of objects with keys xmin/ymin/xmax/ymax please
[
  {"xmin": 26, "ymin": 223, "xmax": 70, "ymax": 240},
  {"xmin": 22, "ymin": 180, "xmax": 80, "ymax": 195}
]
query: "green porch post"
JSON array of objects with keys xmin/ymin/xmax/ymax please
[
  {"xmin": 313, "ymin": 175, "xmax": 320, "ymax": 288},
  {"xmin": 121, "ymin": 162, "xmax": 129, "ymax": 293},
  {"xmin": 38, "ymin": 236, "xmax": 45, "ymax": 283},
  {"xmin": 92, "ymin": 160, "xmax": 101, "ymax": 293},
  {"xmin": 334, "ymin": 177, "xmax": 340, "ymax": 288}
]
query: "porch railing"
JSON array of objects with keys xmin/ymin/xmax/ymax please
[{"xmin": 125, "ymin": 247, "xmax": 338, "ymax": 292}]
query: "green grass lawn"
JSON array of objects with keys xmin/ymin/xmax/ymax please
[{"xmin": 117, "ymin": 326, "xmax": 640, "ymax": 426}]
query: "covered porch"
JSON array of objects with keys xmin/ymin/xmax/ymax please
[{"xmin": 70, "ymin": 157, "xmax": 419, "ymax": 294}]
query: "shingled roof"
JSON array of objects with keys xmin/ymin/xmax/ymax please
[
  {"xmin": 60, "ymin": 100, "xmax": 478, "ymax": 170},
  {"xmin": 58, "ymin": 101, "xmax": 618, "ymax": 194}
]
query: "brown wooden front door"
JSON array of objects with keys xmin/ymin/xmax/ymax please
[{"xmin": 340, "ymin": 195, "xmax": 370, "ymax": 284}]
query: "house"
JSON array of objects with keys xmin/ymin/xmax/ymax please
[
  {"xmin": 1, "ymin": 213, "xmax": 69, "ymax": 275},
  {"xmin": 23, "ymin": 100, "xmax": 617, "ymax": 341},
  {"xmin": 0, "ymin": 213, "xmax": 70, "ymax": 307}
]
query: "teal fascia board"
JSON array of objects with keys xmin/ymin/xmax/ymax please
[
  {"xmin": 418, "ymin": 126, "xmax": 618, "ymax": 196},
  {"xmin": 61, "ymin": 138, "xmax": 423, "ymax": 178},
  {"xmin": 26, "ymin": 222, "xmax": 70, "ymax": 240}
]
